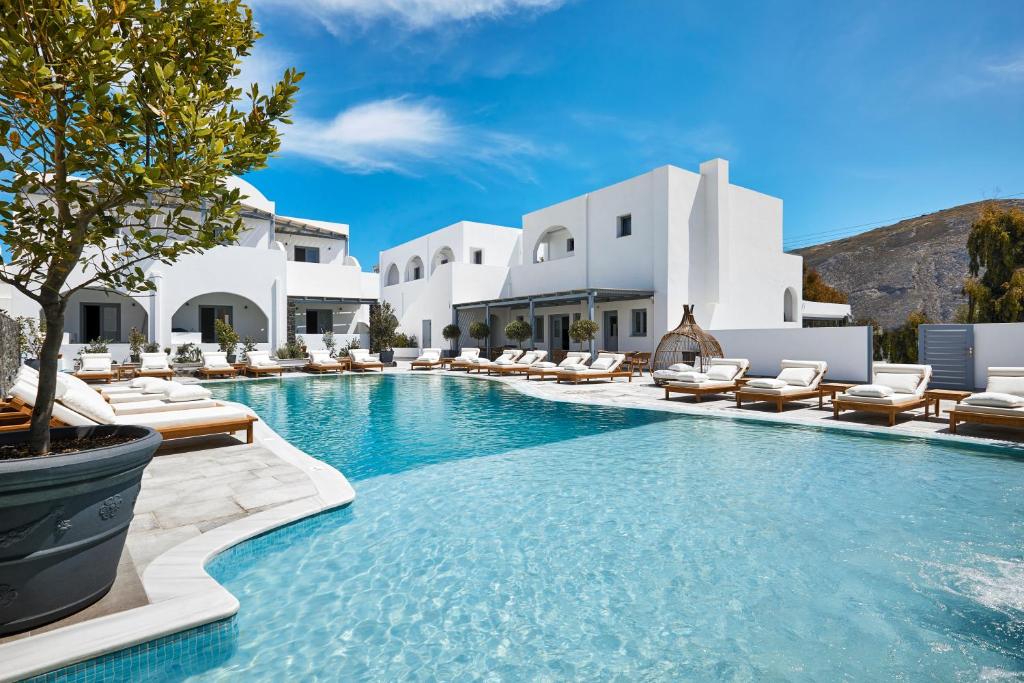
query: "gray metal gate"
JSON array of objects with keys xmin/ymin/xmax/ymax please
[{"xmin": 918, "ymin": 324, "xmax": 975, "ymax": 390}]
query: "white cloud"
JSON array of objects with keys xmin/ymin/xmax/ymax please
[
  {"xmin": 987, "ymin": 54, "xmax": 1024, "ymax": 81},
  {"xmin": 280, "ymin": 97, "xmax": 539, "ymax": 179},
  {"xmin": 251, "ymin": 0, "xmax": 566, "ymax": 30}
]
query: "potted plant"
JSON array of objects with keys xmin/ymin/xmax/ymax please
[
  {"xmin": 143, "ymin": 342, "xmax": 161, "ymax": 354},
  {"xmin": 127, "ymin": 327, "xmax": 146, "ymax": 364},
  {"xmin": 16, "ymin": 317, "xmax": 45, "ymax": 370},
  {"xmin": 569, "ymin": 318, "xmax": 600, "ymax": 352},
  {"xmin": 0, "ymin": 0, "xmax": 299, "ymax": 634},
  {"xmin": 504, "ymin": 320, "xmax": 532, "ymax": 349},
  {"xmin": 322, "ymin": 330, "xmax": 337, "ymax": 357},
  {"xmin": 469, "ymin": 320, "xmax": 490, "ymax": 354},
  {"xmin": 214, "ymin": 319, "xmax": 240, "ymax": 363},
  {"xmin": 442, "ymin": 324, "xmax": 461, "ymax": 358},
  {"xmin": 369, "ymin": 302, "xmax": 399, "ymax": 364},
  {"xmin": 241, "ymin": 336, "xmax": 257, "ymax": 362}
]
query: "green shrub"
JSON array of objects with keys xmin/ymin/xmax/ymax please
[
  {"xmin": 275, "ymin": 339, "xmax": 307, "ymax": 359},
  {"xmin": 568, "ymin": 319, "xmax": 599, "ymax": 350},
  {"xmin": 504, "ymin": 320, "xmax": 532, "ymax": 348},
  {"xmin": 369, "ymin": 302, "xmax": 399, "ymax": 353},
  {"xmin": 468, "ymin": 321, "xmax": 490, "ymax": 343},
  {"xmin": 173, "ymin": 342, "xmax": 202, "ymax": 363},
  {"xmin": 442, "ymin": 324, "xmax": 461, "ymax": 351},
  {"xmin": 80, "ymin": 338, "xmax": 111, "ymax": 354},
  {"xmin": 128, "ymin": 327, "xmax": 146, "ymax": 359},
  {"xmin": 214, "ymin": 319, "xmax": 240, "ymax": 356},
  {"xmin": 143, "ymin": 342, "xmax": 161, "ymax": 353},
  {"xmin": 392, "ymin": 332, "xmax": 418, "ymax": 348}
]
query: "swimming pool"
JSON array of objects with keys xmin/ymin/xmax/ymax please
[{"xmin": 38, "ymin": 374, "xmax": 1024, "ymax": 680}]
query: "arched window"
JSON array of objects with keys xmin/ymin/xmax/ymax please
[
  {"xmin": 384, "ymin": 264, "xmax": 400, "ymax": 286},
  {"xmin": 431, "ymin": 246, "xmax": 455, "ymax": 274},
  {"xmin": 405, "ymin": 256, "xmax": 425, "ymax": 282},
  {"xmin": 783, "ymin": 287, "xmax": 797, "ymax": 323},
  {"xmin": 533, "ymin": 226, "xmax": 576, "ymax": 263}
]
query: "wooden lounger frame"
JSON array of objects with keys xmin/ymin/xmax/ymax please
[
  {"xmin": 663, "ymin": 382, "xmax": 741, "ymax": 402},
  {"xmin": 832, "ymin": 396, "xmax": 932, "ymax": 427},
  {"xmin": 137, "ymin": 368, "xmax": 175, "ymax": 379},
  {"xmin": 948, "ymin": 408, "xmax": 1024, "ymax": 434},
  {"xmin": 410, "ymin": 359, "xmax": 444, "ymax": 370},
  {"xmin": 244, "ymin": 365, "xmax": 285, "ymax": 377},
  {"xmin": 734, "ymin": 387, "xmax": 827, "ymax": 412},
  {"xmin": 195, "ymin": 366, "xmax": 238, "ymax": 378},
  {"xmin": 556, "ymin": 370, "xmax": 632, "ymax": 384},
  {"xmin": 74, "ymin": 371, "xmax": 114, "ymax": 383},
  {"xmin": 0, "ymin": 397, "xmax": 257, "ymax": 443},
  {"xmin": 351, "ymin": 361, "xmax": 384, "ymax": 372},
  {"xmin": 304, "ymin": 362, "xmax": 346, "ymax": 374},
  {"xmin": 488, "ymin": 363, "xmax": 540, "ymax": 376}
]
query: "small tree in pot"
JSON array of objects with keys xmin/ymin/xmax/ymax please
[
  {"xmin": 504, "ymin": 320, "xmax": 532, "ymax": 349},
  {"xmin": 128, "ymin": 327, "xmax": 146, "ymax": 363},
  {"xmin": 16, "ymin": 316, "xmax": 45, "ymax": 369},
  {"xmin": 469, "ymin": 320, "xmax": 490, "ymax": 355},
  {"xmin": 442, "ymin": 323, "xmax": 461, "ymax": 357},
  {"xmin": 369, "ymin": 302, "xmax": 399, "ymax": 363},
  {"xmin": 214, "ymin": 319, "xmax": 240, "ymax": 363},
  {"xmin": 569, "ymin": 318, "xmax": 599, "ymax": 352}
]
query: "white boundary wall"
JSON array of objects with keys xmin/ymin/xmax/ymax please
[
  {"xmin": 711, "ymin": 326, "xmax": 873, "ymax": 382},
  {"xmin": 973, "ymin": 323, "xmax": 1024, "ymax": 388}
]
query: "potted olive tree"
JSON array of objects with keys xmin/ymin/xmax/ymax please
[
  {"xmin": 0, "ymin": 1, "xmax": 299, "ymax": 635},
  {"xmin": 128, "ymin": 327, "xmax": 146, "ymax": 364},
  {"xmin": 215, "ymin": 319, "xmax": 240, "ymax": 363},
  {"xmin": 369, "ymin": 302, "xmax": 399, "ymax": 364},
  {"xmin": 442, "ymin": 323, "xmax": 461, "ymax": 358},
  {"xmin": 569, "ymin": 318, "xmax": 600, "ymax": 352},
  {"xmin": 469, "ymin": 320, "xmax": 490, "ymax": 352},
  {"xmin": 504, "ymin": 320, "xmax": 532, "ymax": 349}
]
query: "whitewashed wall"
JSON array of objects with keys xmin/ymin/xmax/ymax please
[
  {"xmin": 711, "ymin": 326, "xmax": 873, "ymax": 382},
  {"xmin": 973, "ymin": 323, "xmax": 1024, "ymax": 388}
]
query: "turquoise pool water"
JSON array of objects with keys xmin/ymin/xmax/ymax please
[{"xmin": 39, "ymin": 375, "xmax": 1024, "ymax": 680}]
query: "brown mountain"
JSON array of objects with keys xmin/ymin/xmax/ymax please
[{"xmin": 793, "ymin": 199, "xmax": 1024, "ymax": 329}]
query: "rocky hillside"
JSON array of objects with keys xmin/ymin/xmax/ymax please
[{"xmin": 794, "ymin": 199, "xmax": 1024, "ymax": 329}]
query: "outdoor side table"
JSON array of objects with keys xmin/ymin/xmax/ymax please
[{"xmin": 924, "ymin": 389, "xmax": 973, "ymax": 417}]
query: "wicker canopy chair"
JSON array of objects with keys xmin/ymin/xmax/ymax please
[{"xmin": 652, "ymin": 305, "xmax": 724, "ymax": 375}]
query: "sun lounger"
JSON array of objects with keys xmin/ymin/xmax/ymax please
[
  {"xmin": 653, "ymin": 362, "xmax": 703, "ymax": 385},
  {"xmin": 411, "ymin": 348, "xmax": 444, "ymax": 370},
  {"xmin": 663, "ymin": 358, "xmax": 750, "ymax": 402},
  {"xmin": 7, "ymin": 367, "xmax": 256, "ymax": 443},
  {"xmin": 556, "ymin": 353, "xmax": 631, "ymax": 384},
  {"xmin": 949, "ymin": 367, "xmax": 1024, "ymax": 434},
  {"xmin": 244, "ymin": 350, "xmax": 284, "ymax": 377},
  {"xmin": 137, "ymin": 352, "xmax": 174, "ymax": 379},
  {"xmin": 832, "ymin": 363, "xmax": 932, "ymax": 426},
  {"xmin": 734, "ymin": 360, "xmax": 828, "ymax": 412},
  {"xmin": 349, "ymin": 348, "xmax": 385, "ymax": 372},
  {"xmin": 304, "ymin": 349, "xmax": 346, "ymax": 374},
  {"xmin": 196, "ymin": 351, "xmax": 238, "ymax": 378},
  {"xmin": 74, "ymin": 352, "xmax": 114, "ymax": 383},
  {"xmin": 449, "ymin": 348, "xmax": 481, "ymax": 370},
  {"xmin": 468, "ymin": 349, "xmax": 522, "ymax": 373},
  {"xmin": 489, "ymin": 350, "xmax": 548, "ymax": 375},
  {"xmin": 525, "ymin": 352, "xmax": 592, "ymax": 380}
]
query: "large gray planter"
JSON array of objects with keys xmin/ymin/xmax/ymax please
[{"xmin": 0, "ymin": 425, "xmax": 161, "ymax": 635}]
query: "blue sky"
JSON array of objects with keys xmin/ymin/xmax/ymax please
[{"xmin": 240, "ymin": 0, "xmax": 1024, "ymax": 266}]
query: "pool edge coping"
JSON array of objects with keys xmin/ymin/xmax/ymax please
[{"xmin": 0, "ymin": 413, "xmax": 355, "ymax": 683}]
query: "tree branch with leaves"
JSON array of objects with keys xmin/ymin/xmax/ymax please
[{"xmin": 0, "ymin": 0, "xmax": 301, "ymax": 453}]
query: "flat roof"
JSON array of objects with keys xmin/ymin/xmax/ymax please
[
  {"xmin": 453, "ymin": 288, "xmax": 654, "ymax": 310},
  {"xmin": 275, "ymin": 215, "xmax": 349, "ymax": 240}
]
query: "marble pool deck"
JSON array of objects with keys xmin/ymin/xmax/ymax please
[{"xmin": 2, "ymin": 365, "xmax": 1022, "ymax": 680}]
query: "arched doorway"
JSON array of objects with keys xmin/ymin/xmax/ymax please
[
  {"xmin": 431, "ymin": 246, "xmax": 455, "ymax": 274},
  {"xmin": 384, "ymin": 263, "xmax": 400, "ymax": 286},
  {"xmin": 171, "ymin": 292, "xmax": 269, "ymax": 343},
  {"xmin": 534, "ymin": 226, "xmax": 576, "ymax": 263}
]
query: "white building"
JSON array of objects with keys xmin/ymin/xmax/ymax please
[
  {"xmin": 1, "ymin": 176, "xmax": 378, "ymax": 362},
  {"xmin": 379, "ymin": 159, "xmax": 850, "ymax": 357}
]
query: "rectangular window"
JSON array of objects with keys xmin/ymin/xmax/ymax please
[
  {"xmin": 471, "ymin": 249, "xmax": 483, "ymax": 265},
  {"xmin": 305, "ymin": 309, "xmax": 333, "ymax": 334},
  {"xmin": 631, "ymin": 309, "xmax": 647, "ymax": 336},
  {"xmin": 534, "ymin": 316, "xmax": 544, "ymax": 342},
  {"xmin": 566, "ymin": 238, "xmax": 575, "ymax": 252},
  {"xmin": 617, "ymin": 214, "xmax": 632, "ymax": 238},
  {"xmin": 81, "ymin": 303, "xmax": 121, "ymax": 343},
  {"xmin": 573, "ymin": 312, "xmax": 581, "ymax": 322},
  {"xmin": 295, "ymin": 246, "xmax": 320, "ymax": 263},
  {"xmin": 413, "ymin": 266, "xmax": 422, "ymax": 280}
]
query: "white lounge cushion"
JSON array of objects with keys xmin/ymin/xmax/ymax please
[
  {"xmin": 309, "ymin": 350, "xmax": 333, "ymax": 364},
  {"xmin": 246, "ymin": 351, "xmax": 271, "ymax": 366},
  {"xmin": 747, "ymin": 378, "xmax": 788, "ymax": 389},
  {"xmin": 80, "ymin": 354, "xmax": 112, "ymax": 372},
  {"xmin": 777, "ymin": 367, "xmax": 817, "ymax": 387},
  {"xmin": 114, "ymin": 406, "xmax": 250, "ymax": 429},
  {"xmin": 140, "ymin": 353, "xmax": 169, "ymax": 370},
  {"xmin": 560, "ymin": 364, "xmax": 589, "ymax": 372},
  {"xmin": 706, "ymin": 365, "xmax": 738, "ymax": 381},
  {"xmin": 532, "ymin": 361, "xmax": 557, "ymax": 369},
  {"xmin": 167, "ymin": 384, "xmax": 213, "ymax": 402},
  {"xmin": 963, "ymin": 392, "xmax": 1024, "ymax": 408},
  {"xmin": 349, "ymin": 349, "xmax": 380, "ymax": 363},
  {"xmin": 11, "ymin": 380, "xmax": 96, "ymax": 427},
  {"xmin": 874, "ymin": 372, "xmax": 921, "ymax": 395},
  {"xmin": 107, "ymin": 393, "xmax": 155, "ymax": 404},
  {"xmin": 590, "ymin": 357, "xmax": 615, "ymax": 371},
  {"xmin": 203, "ymin": 352, "xmax": 232, "ymax": 369},
  {"xmin": 454, "ymin": 348, "xmax": 480, "ymax": 361},
  {"xmin": 667, "ymin": 363, "xmax": 694, "ymax": 373},
  {"xmin": 846, "ymin": 384, "xmax": 895, "ymax": 398},
  {"xmin": 673, "ymin": 371, "xmax": 709, "ymax": 383},
  {"xmin": 954, "ymin": 403, "xmax": 1024, "ymax": 418},
  {"xmin": 986, "ymin": 375, "xmax": 1024, "ymax": 398},
  {"xmin": 130, "ymin": 376, "xmax": 163, "ymax": 390},
  {"xmin": 142, "ymin": 379, "xmax": 175, "ymax": 395},
  {"xmin": 113, "ymin": 399, "xmax": 218, "ymax": 415},
  {"xmin": 835, "ymin": 393, "xmax": 922, "ymax": 406},
  {"xmin": 56, "ymin": 372, "xmax": 94, "ymax": 395},
  {"xmin": 494, "ymin": 357, "xmax": 515, "ymax": 365},
  {"xmin": 668, "ymin": 379, "xmax": 736, "ymax": 390},
  {"xmin": 415, "ymin": 348, "xmax": 441, "ymax": 361},
  {"xmin": 60, "ymin": 388, "xmax": 116, "ymax": 423}
]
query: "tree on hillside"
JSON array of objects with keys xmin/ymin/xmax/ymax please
[
  {"xmin": 0, "ymin": 0, "xmax": 301, "ymax": 454},
  {"xmin": 963, "ymin": 204, "xmax": 1024, "ymax": 323},
  {"xmin": 881, "ymin": 310, "xmax": 932, "ymax": 364},
  {"xmin": 802, "ymin": 265, "xmax": 848, "ymax": 304}
]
